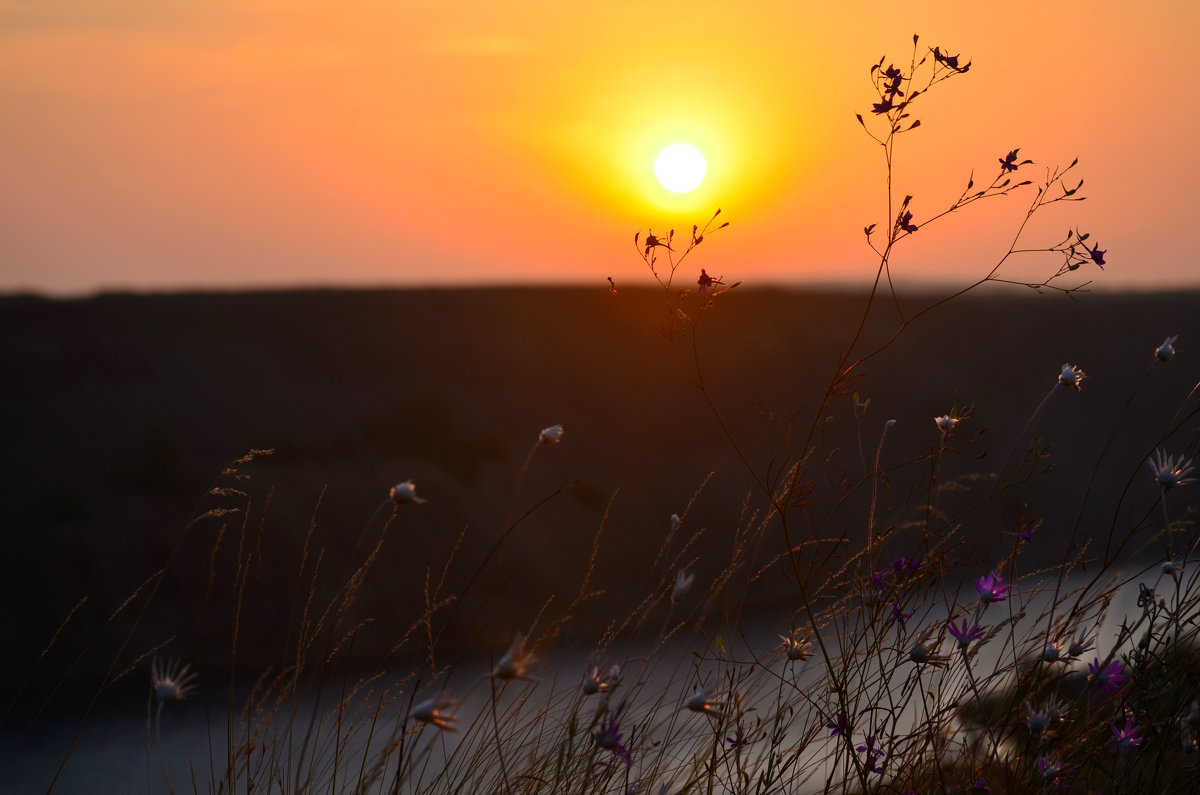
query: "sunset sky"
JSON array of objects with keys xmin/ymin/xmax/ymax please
[{"xmin": 2, "ymin": 0, "xmax": 1196, "ymax": 295}]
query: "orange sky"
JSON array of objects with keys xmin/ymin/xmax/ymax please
[{"xmin": 2, "ymin": 0, "xmax": 1197, "ymax": 295}]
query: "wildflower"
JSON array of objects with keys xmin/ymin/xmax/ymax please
[
  {"xmin": 697, "ymin": 268, "xmax": 724, "ymax": 294},
  {"xmin": 669, "ymin": 513, "xmax": 681, "ymax": 531},
  {"xmin": 898, "ymin": 211, "xmax": 918, "ymax": 233},
  {"xmin": 998, "ymin": 148, "xmax": 1023, "ymax": 173},
  {"xmin": 1148, "ymin": 449, "xmax": 1194, "ymax": 490},
  {"xmin": 1067, "ymin": 634, "xmax": 1093, "ymax": 658},
  {"xmin": 726, "ymin": 726, "xmax": 749, "ymax": 749},
  {"xmin": 1088, "ymin": 243, "xmax": 1106, "ymax": 268},
  {"xmin": 594, "ymin": 713, "xmax": 632, "ymax": 766},
  {"xmin": 1109, "ymin": 717, "xmax": 1143, "ymax": 755},
  {"xmin": 1025, "ymin": 703, "xmax": 1052, "ymax": 736},
  {"xmin": 1088, "ymin": 657, "xmax": 1128, "ymax": 695},
  {"xmin": 412, "ymin": 692, "xmax": 458, "ymax": 731},
  {"xmin": 825, "ymin": 712, "xmax": 849, "ymax": 737},
  {"xmin": 1162, "ymin": 560, "xmax": 1182, "ymax": 577},
  {"xmin": 908, "ymin": 641, "xmax": 950, "ymax": 667},
  {"xmin": 932, "ymin": 46, "xmax": 968, "ymax": 71},
  {"xmin": 779, "ymin": 632, "xmax": 814, "ymax": 662},
  {"xmin": 1155, "ymin": 335, "xmax": 1179, "ymax": 362},
  {"xmin": 887, "ymin": 601, "xmax": 910, "ymax": 627},
  {"xmin": 685, "ymin": 683, "xmax": 726, "ymax": 715},
  {"xmin": 643, "ymin": 231, "xmax": 672, "ymax": 256},
  {"xmin": 880, "ymin": 64, "xmax": 904, "ymax": 96},
  {"xmin": 1137, "ymin": 581, "xmax": 1157, "ymax": 608},
  {"xmin": 1041, "ymin": 643, "xmax": 1064, "ymax": 663},
  {"xmin": 1025, "ymin": 698, "xmax": 1066, "ymax": 737},
  {"xmin": 975, "ymin": 571, "xmax": 1010, "ymax": 605},
  {"xmin": 855, "ymin": 735, "xmax": 886, "ymax": 774},
  {"xmin": 670, "ymin": 569, "xmax": 695, "ymax": 605},
  {"xmin": 935, "ymin": 414, "xmax": 959, "ymax": 436},
  {"xmin": 1035, "ymin": 756, "xmax": 1068, "ymax": 787},
  {"xmin": 389, "ymin": 479, "xmax": 427, "ymax": 504},
  {"xmin": 582, "ymin": 664, "xmax": 619, "ymax": 695},
  {"xmin": 871, "ymin": 96, "xmax": 895, "ymax": 115},
  {"xmin": 538, "ymin": 424, "xmax": 564, "ymax": 446},
  {"xmin": 1013, "ymin": 520, "xmax": 1038, "ymax": 544},
  {"xmin": 1057, "ymin": 363, "xmax": 1085, "ymax": 391},
  {"xmin": 151, "ymin": 657, "xmax": 198, "ymax": 703},
  {"xmin": 947, "ymin": 618, "xmax": 986, "ymax": 649},
  {"xmin": 493, "ymin": 634, "xmax": 536, "ymax": 681}
]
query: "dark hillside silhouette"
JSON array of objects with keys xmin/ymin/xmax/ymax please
[{"xmin": 2, "ymin": 286, "xmax": 1198, "ymax": 683}]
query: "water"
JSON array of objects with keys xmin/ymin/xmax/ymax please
[{"xmin": 0, "ymin": 565, "xmax": 1175, "ymax": 793}]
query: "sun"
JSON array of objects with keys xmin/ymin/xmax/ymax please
[{"xmin": 654, "ymin": 143, "xmax": 706, "ymax": 193}]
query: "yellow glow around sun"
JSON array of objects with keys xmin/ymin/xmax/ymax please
[
  {"xmin": 654, "ymin": 143, "xmax": 706, "ymax": 193},
  {"xmin": 545, "ymin": 58, "xmax": 804, "ymax": 221}
]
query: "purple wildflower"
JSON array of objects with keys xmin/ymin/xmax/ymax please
[
  {"xmin": 872, "ymin": 96, "xmax": 895, "ymax": 115},
  {"xmin": 1035, "ymin": 756, "xmax": 1069, "ymax": 788},
  {"xmin": 887, "ymin": 601, "xmax": 911, "ymax": 627},
  {"xmin": 855, "ymin": 735, "xmax": 886, "ymax": 774},
  {"xmin": 726, "ymin": 726, "xmax": 749, "ymax": 750},
  {"xmin": 891, "ymin": 556, "xmax": 922, "ymax": 575},
  {"xmin": 595, "ymin": 713, "xmax": 632, "ymax": 767},
  {"xmin": 899, "ymin": 211, "xmax": 918, "ymax": 233},
  {"xmin": 975, "ymin": 571, "xmax": 1010, "ymax": 605},
  {"xmin": 1110, "ymin": 717, "xmax": 1143, "ymax": 755},
  {"xmin": 1089, "ymin": 657, "xmax": 1128, "ymax": 695},
  {"xmin": 825, "ymin": 712, "xmax": 849, "ymax": 737},
  {"xmin": 1088, "ymin": 243, "xmax": 1106, "ymax": 268},
  {"xmin": 947, "ymin": 618, "xmax": 986, "ymax": 649}
]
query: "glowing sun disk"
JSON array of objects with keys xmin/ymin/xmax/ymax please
[{"xmin": 654, "ymin": 143, "xmax": 706, "ymax": 193}]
